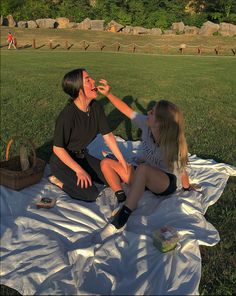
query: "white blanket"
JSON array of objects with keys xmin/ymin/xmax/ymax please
[{"xmin": 1, "ymin": 135, "xmax": 235, "ymax": 295}]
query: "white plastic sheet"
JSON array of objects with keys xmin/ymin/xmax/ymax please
[{"xmin": 1, "ymin": 135, "xmax": 235, "ymax": 295}]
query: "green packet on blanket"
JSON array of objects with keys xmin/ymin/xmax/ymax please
[{"xmin": 153, "ymin": 226, "xmax": 179, "ymax": 253}]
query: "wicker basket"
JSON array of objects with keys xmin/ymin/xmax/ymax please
[{"xmin": 0, "ymin": 138, "xmax": 46, "ymax": 190}]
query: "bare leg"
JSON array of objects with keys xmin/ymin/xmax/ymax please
[
  {"xmin": 100, "ymin": 158, "xmax": 134, "ymax": 192},
  {"xmin": 125, "ymin": 164, "xmax": 170, "ymax": 210},
  {"xmin": 49, "ymin": 175, "xmax": 63, "ymax": 189}
]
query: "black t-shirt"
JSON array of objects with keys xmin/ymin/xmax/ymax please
[{"xmin": 53, "ymin": 100, "xmax": 111, "ymax": 152}]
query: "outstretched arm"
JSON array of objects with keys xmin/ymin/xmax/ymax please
[{"xmin": 98, "ymin": 79, "xmax": 135, "ymax": 119}]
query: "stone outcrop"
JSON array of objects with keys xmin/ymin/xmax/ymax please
[
  {"xmin": 27, "ymin": 20, "xmax": 37, "ymax": 28},
  {"xmin": 77, "ymin": 18, "xmax": 91, "ymax": 30},
  {"xmin": 7, "ymin": 15, "xmax": 16, "ymax": 27},
  {"xmin": 107, "ymin": 20, "xmax": 124, "ymax": 32},
  {"xmin": 90, "ymin": 20, "xmax": 104, "ymax": 30},
  {"xmin": 171, "ymin": 22, "xmax": 185, "ymax": 33},
  {"xmin": 163, "ymin": 29, "xmax": 175, "ymax": 35},
  {"xmin": 36, "ymin": 18, "xmax": 56, "ymax": 29},
  {"xmin": 67, "ymin": 22, "xmax": 78, "ymax": 29},
  {"xmin": 121, "ymin": 26, "xmax": 133, "ymax": 34},
  {"xmin": 199, "ymin": 21, "xmax": 219, "ymax": 36},
  {"xmin": 184, "ymin": 25, "xmax": 199, "ymax": 35},
  {"xmin": 219, "ymin": 22, "xmax": 236, "ymax": 36},
  {"xmin": 17, "ymin": 21, "xmax": 27, "ymax": 28},
  {"xmin": 150, "ymin": 28, "xmax": 162, "ymax": 35},
  {"xmin": 133, "ymin": 26, "xmax": 150, "ymax": 35},
  {"xmin": 55, "ymin": 17, "xmax": 70, "ymax": 28}
]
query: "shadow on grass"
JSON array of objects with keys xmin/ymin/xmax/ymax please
[
  {"xmin": 52, "ymin": 44, "xmax": 60, "ymax": 50},
  {"xmin": 17, "ymin": 44, "xmax": 32, "ymax": 50},
  {"xmin": 36, "ymin": 139, "xmax": 53, "ymax": 163},
  {"xmin": 67, "ymin": 44, "xmax": 74, "ymax": 50},
  {"xmin": 36, "ymin": 44, "xmax": 45, "ymax": 49}
]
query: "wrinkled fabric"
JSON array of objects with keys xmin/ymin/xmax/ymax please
[{"xmin": 0, "ymin": 135, "xmax": 235, "ymax": 295}]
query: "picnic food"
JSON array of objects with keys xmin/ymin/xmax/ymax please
[
  {"xmin": 36, "ymin": 197, "xmax": 56, "ymax": 209},
  {"xmin": 153, "ymin": 226, "xmax": 179, "ymax": 253}
]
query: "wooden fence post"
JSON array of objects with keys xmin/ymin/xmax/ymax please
[
  {"xmin": 33, "ymin": 38, "xmax": 36, "ymax": 49},
  {"xmin": 49, "ymin": 40, "xmax": 52, "ymax": 50},
  {"xmin": 232, "ymin": 48, "xmax": 236, "ymax": 55},
  {"xmin": 116, "ymin": 42, "xmax": 120, "ymax": 52},
  {"xmin": 132, "ymin": 43, "xmax": 136, "ymax": 53},
  {"xmin": 65, "ymin": 40, "xmax": 68, "ymax": 50},
  {"xmin": 83, "ymin": 40, "xmax": 86, "ymax": 51},
  {"xmin": 197, "ymin": 46, "xmax": 202, "ymax": 55},
  {"xmin": 14, "ymin": 38, "xmax": 17, "ymax": 48}
]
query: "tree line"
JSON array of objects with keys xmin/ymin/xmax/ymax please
[{"xmin": 1, "ymin": 0, "xmax": 236, "ymax": 29}]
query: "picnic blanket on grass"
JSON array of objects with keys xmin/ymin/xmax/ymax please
[{"xmin": 1, "ymin": 135, "xmax": 236, "ymax": 295}]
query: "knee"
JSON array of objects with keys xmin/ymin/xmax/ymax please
[{"xmin": 100, "ymin": 158, "xmax": 112, "ymax": 172}]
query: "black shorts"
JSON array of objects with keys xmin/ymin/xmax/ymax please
[{"xmin": 134, "ymin": 166, "xmax": 177, "ymax": 196}]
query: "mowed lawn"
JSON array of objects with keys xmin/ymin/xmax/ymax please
[{"xmin": 0, "ymin": 50, "xmax": 236, "ymax": 295}]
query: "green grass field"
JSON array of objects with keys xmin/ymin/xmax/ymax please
[{"xmin": 0, "ymin": 49, "xmax": 236, "ymax": 295}]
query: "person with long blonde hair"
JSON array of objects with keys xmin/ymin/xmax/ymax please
[{"xmin": 95, "ymin": 79, "xmax": 191, "ymax": 241}]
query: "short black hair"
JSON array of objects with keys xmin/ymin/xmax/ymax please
[{"xmin": 62, "ymin": 68, "xmax": 85, "ymax": 99}]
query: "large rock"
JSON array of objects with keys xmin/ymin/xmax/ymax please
[
  {"xmin": 55, "ymin": 17, "xmax": 70, "ymax": 28},
  {"xmin": 90, "ymin": 20, "xmax": 104, "ymax": 31},
  {"xmin": 163, "ymin": 29, "xmax": 175, "ymax": 35},
  {"xmin": 171, "ymin": 22, "xmax": 185, "ymax": 33},
  {"xmin": 121, "ymin": 26, "xmax": 133, "ymax": 34},
  {"xmin": 36, "ymin": 18, "xmax": 56, "ymax": 29},
  {"xmin": 184, "ymin": 26, "xmax": 199, "ymax": 35},
  {"xmin": 219, "ymin": 22, "xmax": 236, "ymax": 37},
  {"xmin": 133, "ymin": 26, "xmax": 150, "ymax": 35},
  {"xmin": 77, "ymin": 18, "xmax": 91, "ymax": 30},
  {"xmin": 67, "ymin": 22, "xmax": 78, "ymax": 29},
  {"xmin": 107, "ymin": 20, "xmax": 124, "ymax": 32},
  {"xmin": 17, "ymin": 21, "xmax": 27, "ymax": 28},
  {"xmin": 199, "ymin": 21, "xmax": 219, "ymax": 36},
  {"xmin": 27, "ymin": 20, "xmax": 37, "ymax": 29},
  {"xmin": 150, "ymin": 28, "xmax": 162, "ymax": 35},
  {"xmin": 7, "ymin": 15, "xmax": 16, "ymax": 27}
]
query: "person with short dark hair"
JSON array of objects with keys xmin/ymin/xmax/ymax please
[{"xmin": 49, "ymin": 69, "xmax": 129, "ymax": 202}]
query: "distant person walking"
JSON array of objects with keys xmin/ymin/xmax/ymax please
[{"xmin": 7, "ymin": 32, "xmax": 16, "ymax": 49}]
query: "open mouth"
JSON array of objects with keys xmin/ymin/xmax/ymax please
[{"xmin": 91, "ymin": 87, "xmax": 98, "ymax": 92}]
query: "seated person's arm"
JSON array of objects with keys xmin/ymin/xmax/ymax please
[{"xmin": 53, "ymin": 146, "xmax": 84, "ymax": 174}]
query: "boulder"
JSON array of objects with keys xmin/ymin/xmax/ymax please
[
  {"xmin": 7, "ymin": 15, "xmax": 16, "ymax": 27},
  {"xmin": 36, "ymin": 18, "xmax": 56, "ymax": 29},
  {"xmin": 17, "ymin": 21, "xmax": 27, "ymax": 28},
  {"xmin": 184, "ymin": 25, "xmax": 199, "ymax": 35},
  {"xmin": 90, "ymin": 20, "xmax": 105, "ymax": 31},
  {"xmin": 107, "ymin": 20, "xmax": 124, "ymax": 32},
  {"xmin": 163, "ymin": 29, "xmax": 175, "ymax": 35},
  {"xmin": 133, "ymin": 26, "xmax": 150, "ymax": 35},
  {"xmin": 219, "ymin": 22, "xmax": 236, "ymax": 37},
  {"xmin": 67, "ymin": 22, "xmax": 78, "ymax": 29},
  {"xmin": 55, "ymin": 17, "xmax": 70, "ymax": 28},
  {"xmin": 77, "ymin": 18, "xmax": 91, "ymax": 30},
  {"xmin": 150, "ymin": 28, "xmax": 162, "ymax": 35},
  {"xmin": 199, "ymin": 21, "xmax": 219, "ymax": 36},
  {"xmin": 121, "ymin": 26, "xmax": 133, "ymax": 34},
  {"xmin": 27, "ymin": 20, "xmax": 38, "ymax": 29},
  {"xmin": 171, "ymin": 21, "xmax": 185, "ymax": 33}
]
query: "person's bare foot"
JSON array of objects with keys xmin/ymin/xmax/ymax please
[{"xmin": 48, "ymin": 175, "xmax": 63, "ymax": 189}]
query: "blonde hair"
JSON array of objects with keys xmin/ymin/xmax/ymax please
[{"xmin": 154, "ymin": 100, "xmax": 188, "ymax": 172}]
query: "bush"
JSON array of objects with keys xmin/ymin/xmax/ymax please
[{"xmin": 183, "ymin": 13, "xmax": 208, "ymax": 28}]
